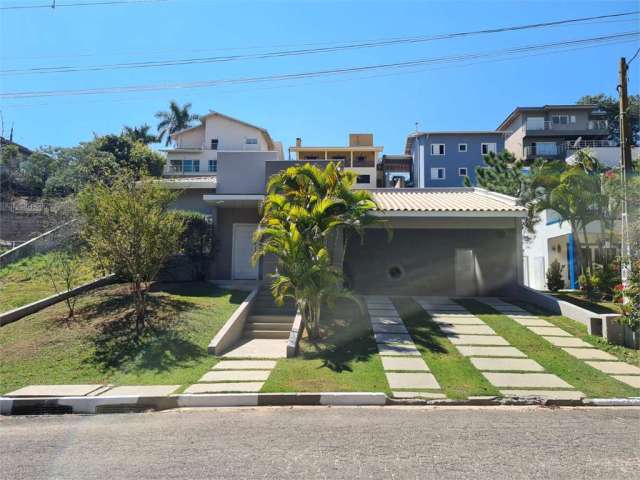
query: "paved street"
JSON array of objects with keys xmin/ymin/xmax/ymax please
[{"xmin": 2, "ymin": 407, "xmax": 639, "ymax": 479}]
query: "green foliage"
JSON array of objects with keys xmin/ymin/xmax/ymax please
[
  {"xmin": 77, "ymin": 175, "xmax": 185, "ymax": 335},
  {"xmin": 43, "ymin": 249, "xmax": 86, "ymax": 320},
  {"xmin": 155, "ymin": 101, "xmax": 199, "ymax": 146},
  {"xmin": 122, "ymin": 124, "xmax": 158, "ymax": 145},
  {"xmin": 254, "ymin": 162, "xmax": 378, "ymax": 339},
  {"xmin": 577, "ymin": 93, "xmax": 640, "ymax": 144},
  {"xmin": 546, "ymin": 260, "xmax": 565, "ymax": 292},
  {"xmin": 173, "ymin": 211, "xmax": 218, "ymax": 280}
]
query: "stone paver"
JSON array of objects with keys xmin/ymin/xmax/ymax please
[
  {"xmin": 543, "ymin": 336, "xmax": 593, "ymax": 348},
  {"xmin": 381, "ymin": 356, "xmax": 430, "ymax": 371},
  {"xmin": 613, "ymin": 375, "xmax": 640, "ymax": 388},
  {"xmin": 199, "ymin": 370, "xmax": 271, "ymax": 382},
  {"xmin": 561, "ymin": 348, "xmax": 616, "ymax": 360},
  {"xmin": 448, "ymin": 335, "xmax": 509, "ymax": 346},
  {"xmin": 223, "ymin": 338, "xmax": 288, "ymax": 358},
  {"xmin": 99, "ymin": 385, "xmax": 180, "ymax": 396},
  {"xmin": 585, "ymin": 361, "xmax": 640, "ymax": 375},
  {"xmin": 456, "ymin": 346, "xmax": 527, "ymax": 358},
  {"xmin": 482, "ymin": 372, "xmax": 573, "ymax": 389},
  {"xmin": 470, "ymin": 358, "xmax": 544, "ymax": 372},
  {"xmin": 528, "ymin": 326, "xmax": 572, "ymax": 337},
  {"xmin": 430, "ymin": 316, "xmax": 485, "ymax": 325},
  {"xmin": 5, "ymin": 385, "xmax": 105, "ymax": 397},
  {"xmin": 211, "ymin": 360, "xmax": 277, "ymax": 370},
  {"xmin": 184, "ymin": 382, "xmax": 264, "ymax": 393},
  {"xmin": 439, "ymin": 324, "xmax": 496, "ymax": 335},
  {"xmin": 509, "ymin": 317, "xmax": 555, "ymax": 327},
  {"xmin": 392, "ymin": 391, "xmax": 447, "ymax": 399},
  {"xmin": 376, "ymin": 343, "xmax": 422, "ymax": 356},
  {"xmin": 371, "ymin": 323, "xmax": 409, "ymax": 334},
  {"xmin": 386, "ymin": 372, "xmax": 440, "ymax": 390},
  {"xmin": 500, "ymin": 389, "xmax": 585, "ymax": 400},
  {"xmin": 374, "ymin": 333, "xmax": 415, "ymax": 345}
]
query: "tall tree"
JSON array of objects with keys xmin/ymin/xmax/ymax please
[
  {"xmin": 154, "ymin": 101, "xmax": 199, "ymax": 146},
  {"xmin": 253, "ymin": 163, "xmax": 378, "ymax": 339},
  {"xmin": 577, "ymin": 93, "xmax": 640, "ymax": 145},
  {"xmin": 122, "ymin": 124, "xmax": 158, "ymax": 145}
]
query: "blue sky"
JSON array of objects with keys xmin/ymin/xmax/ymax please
[{"xmin": 1, "ymin": 0, "xmax": 639, "ymax": 155}]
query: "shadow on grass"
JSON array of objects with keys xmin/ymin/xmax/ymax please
[
  {"xmin": 300, "ymin": 298, "xmax": 378, "ymax": 373},
  {"xmin": 149, "ymin": 282, "xmax": 246, "ymax": 305},
  {"xmin": 392, "ymin": 298, "xmax": 448, "ymax": 355},
  {"xmin": 82, "ymin": 287, "xmax": 207, "ymax": 374}
]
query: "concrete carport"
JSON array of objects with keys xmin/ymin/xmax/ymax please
[{"xmin": 343, "ymin": 188, "xmax": 528, "ymax": 296}]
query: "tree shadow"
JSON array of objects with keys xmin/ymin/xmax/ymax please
[
  {"xmin": 149, "ymin": 282, "xmax": 246, "ymax": 305},
  {"xmin": 300, "ymin": 298, "xmax": 378, "ymax": 373},
  {"xmin": 391, "ymin": 298, "xmax": 448, "ymax": 355},
  {"xmin": 85, "ymin": 290, "xmax": 206, "ymax": 374}
]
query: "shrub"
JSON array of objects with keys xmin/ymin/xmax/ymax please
[
  {"xmin": 546, "ymin": 260, "xmax": 565, "ymax": 292},
  {"xmin": 174, "ymin": 211, "xmax": 218, "ymax": 280}
]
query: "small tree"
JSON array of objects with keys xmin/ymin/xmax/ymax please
[
  {"xmin": 546, "ymin": 260, "xmax": 565, "ymax": 292},
  {"xmin": 44, "ymin": 250, "xmax": 85, "ymax": 321},
  {"xmin": 77, "ymin": 175, "xmax": 185, "ymax": 336},
  {"xmin": 175, "ymin": 211, "xmax": 218, "ymax": 280}
]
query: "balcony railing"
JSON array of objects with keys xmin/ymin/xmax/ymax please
[
  {"xmin": 524, "ymin": 119, "xmax": 608, "ymax": 133},
  {"xmin": 171, "ymin": 142, "xmax": 261, "ymax": 151},
  {"xmin": 524, "ymin": 144, "xmax": 564, "ymax": 158},
  {"xmin": 565, "ymin": 139, "xmax": 616, "ymax": 150}
]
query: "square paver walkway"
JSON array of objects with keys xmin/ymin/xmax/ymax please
[
  {"xmin": 482, "ymin": 372, "xmax": 573, "ymax": 389},
  {"xmin": 470, "ymin": 357, "xmax": 544, "ymax": 372},
  {"xmin": 376, "ymin": 343, "xmax": 422, "ymax": 356},
  {"xmin": 439, "ymin": 324, "xmax": 496, "ymax": 335},
  {"xmin": 199, "ymin": 370, "xmax": 272, "ymax": 382},
  {"xmin": 528, "ymin": 326, "xmax": 572, "ymax": 337},
  {"xmin": 542, "ymin": 336, "xmax": 593, "ymax": 348},
  {"xmin": 430, "ymin": 316, "xmax": 485, "ymax": 325},
  {"xmin": 374, "ymin": 333, "xmax": 415, "ymax": 345},
  {"xmin": 613, "ymin": 375, "xmax": 640, "ymax": 388},
  {"xmin": 456, "ymin": 346, "xmax": 527, "ymax": 358},
  {"xmin": 212, "ymin": 360, "xmax": 277, "ymax": 370},
  {"xmin": 585, "ymin": 361, "xmax": 640, "ymax": 375},
  {"xmin": 560, "ymin": 348, "xmax": 615, "ymax": 360},
  {"xmin": 448, "ymin": 335, "xmax": 509, "ymax": 346},
  {"xmin": 223, "ymin": 339, "xmax": 288, "ymax": 358},
  {"xmin": 381, "ymin": 356, "xmax": 430, "ymax": 371},
  {"xmin": 386, "ymin": 372, "xmax": 440, "ymax": 390}
]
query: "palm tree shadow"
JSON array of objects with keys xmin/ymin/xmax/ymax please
[
  {"xmin": 301, "ymin": 298, "xmax": 378, "ymax": 373},
  {"xmin": 391, "ymin": 298, "xmax": 447, "ymax": 355}
]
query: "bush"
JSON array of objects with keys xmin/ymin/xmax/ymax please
[
  {"xmin": 546, "ymin": 260, "xmax": 565, "ymax": 292},
  {"xmin": 174, "ymin": 211, "xmax": 218, "ymax": 280}
]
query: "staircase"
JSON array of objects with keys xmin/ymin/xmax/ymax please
[{"xmin": 242, "ymin": 286, "xmax": 297, "ymax": 340}]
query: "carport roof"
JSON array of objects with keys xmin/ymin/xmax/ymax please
[{"xmin": 370, "ymin": 188, "xmax": 527, "ymax": 217}]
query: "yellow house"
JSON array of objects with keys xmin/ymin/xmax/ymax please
[{"xmin": 288, "ymin": 133, "xmax": 383, "ymax": 188}]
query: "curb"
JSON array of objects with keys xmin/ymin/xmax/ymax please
[{"xmin": 1, "ymin": 393, "xmax": 639, "ymax": 415}]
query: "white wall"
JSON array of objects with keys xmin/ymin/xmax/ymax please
[{"xmin": 204, "ymin": 115, "xmax": 270, "ymax": 151}]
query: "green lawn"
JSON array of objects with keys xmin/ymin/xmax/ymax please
[
  {"xmin": 0, "ymin": 282, "xmax": 246, "ymax": 395},
  {"xmin": 263, "ymin": 299, "xmax": 389, "ymax": 393},
  {"xmin": 549, "ymin": 292, "xmax": 622, "ymax": 314},
  {"xmin": 0, "ymin": 251, "xmax": 98, "ymax": 313},
  {"xmin": 393, "ymin": 297, "xmax": 499, "ymax": 399},
  {"xmin": 456, "ymin": 299, "xmax": 640, "ymax": 398}
]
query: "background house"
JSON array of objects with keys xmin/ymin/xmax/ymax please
[{"xmin": 405, "ymin": 131, "xmax": 505, "ymax": 187}]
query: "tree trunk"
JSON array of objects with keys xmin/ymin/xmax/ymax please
[
  {"xmin": 132, "ymin": 281, "xmax": 146, "ymax": 338},
  {"xmin": 581, "ymin": 225, "xmax": 593, "ymax": 272},
  {"xmin": 303, "ymin": 298, "xmax": 321, "ymax": 340}
]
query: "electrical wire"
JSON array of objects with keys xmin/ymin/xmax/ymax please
[
  {"xmin": 1, "ymin": 10, "xmax": 638, "ymax": 75},
  {"xmin": 2, "ymin": 31, "xmax": 637, "ymax": 99},
  {"xmin": 0, "ymin": 0, "xmax": 170, "ymax": 10}
]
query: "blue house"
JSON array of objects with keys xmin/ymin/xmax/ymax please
[{"xmin": 405, "ymin": 131, "xmax": 506, "ymax": 187}]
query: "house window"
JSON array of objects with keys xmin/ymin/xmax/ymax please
[
  {"xmin": 182, "ymin": 160, "xmax": 199, "ymax": 173},
  {"xmin": 481, "ymin": 143, "xmax": 497, "ymax": 155},
  {"xmin": 458, "ymin": 167, "xmax": 468, "ymax": 177},
  {"xmin": 551, "ymin": 115, "xmax": 569, "ymax": 125},
  {"xmin": 431, "ymin": 168, "xmax": 446, "ymax": 180},
  {"xmin": 245, "ymin": 138, "xmax": 258, "ymax": 145},
  {"xmin": 208, "ymin": 160, "xmax": 217, "ymax": 172},
  {"xmin": 304, "ymin": 156, "xmax": 319, "ymax": 160},
  {"xmin": 356, "ymin": 174, "xmax": 371, "ymax": 184},
  {"xmin": 458, "ymin": 143, "xmax": 467, "ymax": 152},
  {"xmin": 170, "ymin": 159, "xmax": 182, "ymax": 173},
  {"xmin": 210, "ymin": 139, "xmax": 219, "ymax": 150},
  {"xmin": 430, "ymin": 144, "xmax": 445, "ymax": 155}
]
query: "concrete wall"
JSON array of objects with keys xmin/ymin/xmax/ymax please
[
  {"xmin": 216, "ymin": 151, "xmax": 279, "ymax": 194},
  {"xmin": 344, "ymin": 226, "xmax": 518, "ymax": 296},
  {"xmin": 204, "ymin": 115, "xmax": 270, "ymax": 151},
  {"xmin": 169, "ymin": 189, "xmax": 214, "ymax": 215},
  {"xmin": 213, "ymin": 207, "xmax": 260, "ymax": 280},
  {"xmin": 0, "ymin": 221, "xmax": 78, "ymax": 268},
  {"xmin": 411, "ymin": 133, "xmax": 505, "ymax": 187}
]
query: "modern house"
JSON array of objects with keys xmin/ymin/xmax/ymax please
[
  {"xmin": 288, "ymin": 133, "xmax": 383, "ymax": 189},
  {"xmin": 405, "ymin": 131, "xmax": 505, "ymax": 187},
  {"xmin": 498, "ymin": 104, "xmax": 610, "ymax": 162}
]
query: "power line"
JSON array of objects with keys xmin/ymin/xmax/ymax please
[
  {"xmin": 628, "ymin": 46, "xmax": 640, "ymax": 64},
  {"xmin": 1, "ymin": 10, "xmax": 638, "ymax": 75},
  {"xmin": 2, "ymin": 31, "xmax": 637, "ymax": 99},
  {"xmin": 0, "ymin": 0, "xmax": 169, "ymax": 10}
]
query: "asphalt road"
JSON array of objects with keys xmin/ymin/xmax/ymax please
[{"xmin": 2, "ymin": 406, "xmax": 639, "ymax": 479}]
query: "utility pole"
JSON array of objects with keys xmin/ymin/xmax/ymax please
[{"xmin": 618, "ymin": 56, "xmax": 633, "ymax": 301}]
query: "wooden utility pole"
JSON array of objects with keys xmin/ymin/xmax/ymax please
[
  {"xmin": 619, "ymin": 57, "xmax": 633, "ymax": 173},
  {"xmin": 618, "ymin": 57, "xmax": 633, "ymax": 300}
]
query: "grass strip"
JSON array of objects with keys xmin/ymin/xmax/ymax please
[
  {"xmin": 393, "ymin": 297, "xmax": 499, "ymax": 399},
  {"xmin": 262, "ymin": 299, "xmax": 390, "ymax": 393},
  {"xmin": 456, "ymin": 299, "xmax": 640, "ymax": 398}
]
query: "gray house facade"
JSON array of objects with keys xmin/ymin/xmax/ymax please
[{"xmin": 405, "ymin": 132, "xmax": 505, "ymax": 188}]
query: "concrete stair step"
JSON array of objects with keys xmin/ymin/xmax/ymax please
[
  {"xmin": 248, "ymin": 314, "xmax": 294, "ymax": 324},
  {"xmin": 244, "ymin": 330, "xmax": 290, "ymax": 339},
  {"xmin": 253, "ymin": 307, "xmax": 297, "ymax": 316},
  {"xmin": 246, "ymin": 322, "xmax": 292, "ymax": 331}
]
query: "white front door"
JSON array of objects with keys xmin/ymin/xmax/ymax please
[{"xmin": 232, "ymin": 223, "xmax": 259, "ymax": 279}]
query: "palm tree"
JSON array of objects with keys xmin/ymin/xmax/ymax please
[
  {"xmin": 253, "ymin": 162, "xmax": 378, "ymax": 339},
  {"xmin": 122, "ymin": 124, "xmax": 158, "ymax": 145},
  {"xmin": 154, "ymin": 101, "xmax": 199, "ymax": 146}
]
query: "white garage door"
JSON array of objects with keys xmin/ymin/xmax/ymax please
[{"xmin": 232, "ymin": 223, "xmax": 259, "ymax": 280}]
